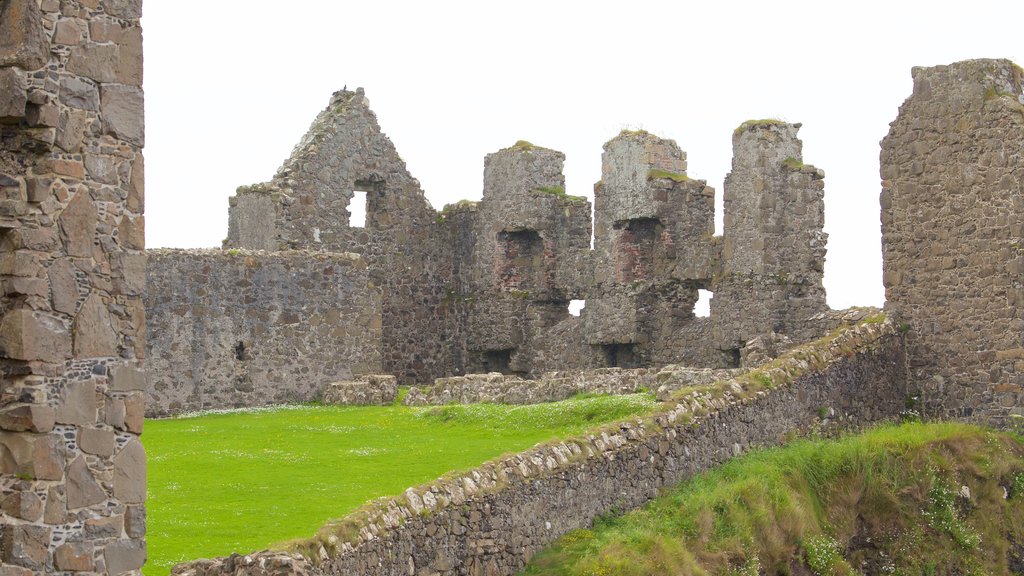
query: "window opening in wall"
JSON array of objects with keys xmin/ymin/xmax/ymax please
[
  {"xmin": 568, "ymin": 300, "xmax": 586, "ymax": 316},
  {"xmin": 725, "ymin": 348, "xmax": 741, "ymax": 368},
  {"xmin": 496, "ymin": 229, "xmax": 544, "ymax": 291},
  {"xmin": 695, "ymin": 289, "xmax": 712, "ymax": 318},
  {"xmin": 481, "ymin": 349, "xmax": 514, "ymax": 374},
  {"xmin": 348, "ymin": 190, "xmax": 367, "ymax": 228},
  {"xmin": 601, "ymin": 343, "xmax": 640, "ymax": 369}
]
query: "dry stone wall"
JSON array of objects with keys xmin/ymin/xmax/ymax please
[
  {"xmin": 881, "ymin": 59, "xmax": 1024, "ymax": 425},
  {"xmin": 0, "ymin": 0, "xmax": 146, "ymax": 573},
  {"xmin": 172, "ymin": 319, "xmax": 907, "ymax": 576},
  {"xmin": 145, "ymin": 250, "xmax": 382, "ymax": 416}
]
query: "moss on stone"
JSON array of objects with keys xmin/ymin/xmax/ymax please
[
  {"xmin": 781, "ymin": 156, "xmax": 806, "ymax": 170},
  {"xmin": 647, "ymin": 169, "xmax": 689, "ymax": 183},
  {"xmin": 734, "ymin": 118, "xmax": 787, "ymax": 135},
  {"xmin": 532, "ymin": 186, "xmax": 588, "ymax": 203}
]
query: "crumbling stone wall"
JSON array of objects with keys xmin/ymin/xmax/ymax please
[
  {"xmin": 187, "ymin": 97, "xmax": 837, "ymax": 392},
  {"xmin": 173, "ymin": 319, "xmax": 907, "ymax": 576},
  {"xmin": 881, "ymin": 59, "xmax": 1024, "ymax": 425},
  {"xmin": 145, "ymin": 250, "xmax": 382, "ymax": 416},
  {"xmin": 0, "ymin": 0, "xmax": 146, "ymax": 572},
  {"xmin": 225, "ymin": 89, "xmax": 452, "ymax": 385},
  {"xmin": 715, "ymin": 121, "xmax": 829, "ymax": 352}
]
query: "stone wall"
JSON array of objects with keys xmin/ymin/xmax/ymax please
[
  {"xmin": 172, "ymin": 319, "xmax": 907, "ymax": 576},
  {"xmin": 145, "ymin": 249, "xmax": 382, "ymax": 416},
  {"xmin": 225, "ymin": 89, "xmax": 453, "ymax": 386},
  {"xmin": 403, "ymin": 365, "xmax": 742, "ymax": 405},
  {"xmin": 0, "ymin": 0, "xmax": 146, "ymax": 573},
  {"xmin": 881, "ymin": 58, "xmax": 1024, "ymax": 426}
]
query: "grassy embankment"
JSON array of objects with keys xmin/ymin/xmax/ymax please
[
  {"xmin": 143, "ymin": 394, "xmax": 657, "ymax": 575},
  {"xmin": 522, "ymin": 422, "xmax": 1024, "ymax": 576}
]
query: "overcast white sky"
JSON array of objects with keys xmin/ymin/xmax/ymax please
[{"xmin": 141, "ymin": 0, "xmax": 1023, "ymax": 310}]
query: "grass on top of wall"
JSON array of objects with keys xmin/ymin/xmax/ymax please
[
  {"xmin": 521, "ymin": 422, "xmax": 1024, "ymax": 576},
  {"xmin": 143, "ymin": 393, "xmax": 657, "ymax": 576}
]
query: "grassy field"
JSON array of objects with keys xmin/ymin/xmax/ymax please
[
  {"xmin": 522, "ymin": 422, "xmax": 1024, "ymax": 576},
  {"xmin": 143, "ymin": 394, "xmax": 656, "ymax": 575}
]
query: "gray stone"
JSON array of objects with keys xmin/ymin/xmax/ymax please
[
  {"xmin": 48, "ymin": 258, "xmax": 80, "ymax": 315},
  {"xmin": 84, "ymin": 514, "xmax": 123, "ymax": 539},
  {"xmin": 0, "ymin": 68, "xmax": 27, "ymax": 121},
  {"xmin": 55, "ymin": 108, "xmax": 91, "ymax": 153},
  {"xmin": 60, "ymin": 189, "xmax": 98, "ymax": 258},
  {"xmin": 0, "ymin": 0, "xmax": 48, "ymax": 70},
  {"xmin": 113, "ymin": 436, "xmax": 145, "ymax": 503},
  {"xmin": 101, "ymin": 0, "xmax": 142, "ymax": 19},
  {"xmin": 100, "ymin": 85, "xmax": 144, "ymax": 146},
  {"xmin": 79, "ymin": 427, "xmax": 115, "ymax": 456},
  {"xmin": 66, "ymin": 43, "xmax": 119, "ymax": 83},
  {"xmin": 0, "ymin": 308, "xmax": 72, "ymax": 363},
  {"xmin": 103, "ymin": 540, "xmax": 146, "ymax": 574},
  {"xmin": 66, "ymin": 455, "xmax": 107, "ymax": 510},
  {"xmin": 73, "ymin": 292, "xmax": 118, "ymax": 357},
  {"xmin": 1, "ymin": 490, "xmax": 42, "ymax": 521},
  {"xmin": 0, "ymin": 404, "xmax": 55, "ymax": 433},
  {"xmin": 0, "ymin": 524, "xmax": 49, "ymax": 570},
  {"xmin": 54, "ymin": 542, "xmax": 94, "ymax": 572},
  {"xmin": 55, "ymin": 381, "xmax": 97, "ymax": 426},
  {"xmin": 110, "ymin": 364, "xmax": 145, "ymax": 391},
  {"xmin": 125, "ymin": 505, "xmax": 145, "ymax": 538},
  {"xmin": 59, "ymin": 75, "xmax": 99, "ymax": 111}
]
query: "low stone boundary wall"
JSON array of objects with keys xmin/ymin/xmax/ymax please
[
  {"xmin": 172, "ymin": 319, "xmax": 907, "ymax": 576},
  {"xmin": 404, "ymin": 365, "xmax": 744, "ymax": 405},
  {"xmin": 322, "ymin": 375, "xmax": 398, "ymax": 406},
  {"xmin": 145, "ymin": 249, "xmax": 383, "ymax": 416}
]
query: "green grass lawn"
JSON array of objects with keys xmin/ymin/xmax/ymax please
[
  {"xmin": 522, "ymin": 422, "xmax": 1024, "ymax": 576},
  {"xmin": 143, "ymin": 394, "xmax": 656, "ymax": 575}
]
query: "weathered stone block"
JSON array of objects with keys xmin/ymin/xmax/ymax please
[
  {"xmin": 0, "ymin": 0, "xmax": 48, "ymax": 70},
  {"xmin": 103, "ymin": 540, "xmax": 146, "ymax": 574},
  {"xmin": 110, "ymin": 363, "xmax": 145, "ymax": 391},
  {"xmin": 79, "ymin": 426, "xmax": 115, "ymax": 456},
  {"xmin": 44, "ymin": 486, "xmax": 68, "ymax": 524},
  {"xmin": 0, "ymin": 309, "xmax": 72, "ymax": 363},
  {"xmin": 322, "ymin": 375, "xmax": 398, "ymax": 405},
  {"xmin": 48, "ymin": 258, "xmax": 79, "ymax": 314},
  {"xmin": 73, "ymin": 292, "xmax": 119, "ymax": 357},
  {"xmin": 59, "ymin": 75, "xmax": 99, "ymax": 111},
  {"xmin": 100, "ymin": 84, "xmax": 144, "ymax": 146},
  {"xmin": 0, "ymin": 68, "xmax": 27, "ymax": 121},
  {"xmin": 66, "ymin": 455, "xmax": 107, "ymax": 510},
  {"xmin": 0, "ymin": 524, "xmax": 50, "ymax": 570},
  {"xmin": 0, "ymin": 404, "xmax": 55, "ymax": 433},
  {"xmin": 56, "ymin": 381, "xmax": 97, "ymax": 426},
  {"xmin": 52, "ymin": 18, "xmax": 86, "ymax": 45},
  {"xmin": 125, "ymin": 505, "xmax": 145, "ymax": 538},
  {"xmin": 54, "ymin": 543, "xmax": 94, "ymax": 572},
  {"xmin": 115, "ymin": 26, "xmax": 143, "ymax": 86},
  {"xmin": 1, "ymin": 490, "xmax": 42, "ymax": 521},
  {"xmin": 84, "ymin": 514, "xmax": 123, "ymax": 539},
  {"xmin": 113, "ymin": 436, "xmax": 145, "ymax": 503},
  {"xmin": 101, "ymin": 0, "xmax": 142, "ymax": 19},
  {"xmin": 66, "ymin": 43, "xmax": 119, "ymax": 83},
  {"xmin": 59, "ymin": 189, "xmax": 98, "ymax": 257},
  {"xmin": 55, "ymin": 108, "xmax": 90, "ymax": 153}
]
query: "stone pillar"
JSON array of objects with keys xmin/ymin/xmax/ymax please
[
  {"xmin": 0, "ymin": 0, "xmax": 146, "ymax": 573},
  {"xmin": 881, "ymin": 59, "xmax": 1024, "ymax": 424},
  {"xmin": 715, "ymin": 121, "xmax": 828, "ymax": 352},
  {"xmin": 586, "ymin": 130, "xmax": 719, "ymax": 366}
]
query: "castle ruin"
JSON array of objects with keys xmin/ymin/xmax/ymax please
[{"xmin": 1, "ymin": 0, "xmax": 1023, "ymax": 570}]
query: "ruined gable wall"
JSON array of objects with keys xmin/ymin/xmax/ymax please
[
  {"xmin": 224, "ymin": 90, "xmax": 453, "ymax": 384},
  {"xmin": 145, "ymin": 250, "xmax": 382, "ymax": 416},
  {"xmin": 881, "ymin": 59, "xmax": 1024, "ymax": 425},
  {"xmin": 0, "ymin": 0, "xmax": 146, "ymax": 572}
]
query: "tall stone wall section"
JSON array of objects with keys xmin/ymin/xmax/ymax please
[
  {"xmin": 145, "ymin": 250, "xmax": 382, "ymax": 416},
  {"xmin": 881, "ymin": 59, "xmax": 1024, "ymax": 425},
  {"xmin": 173, "ymin": 319, "xmax": 907, "ymax": 576},
  {"xmin": 715, "ymin": 122, "xmax": 829, "ymax": 352},
  {"xmin": 0, "ymin": 0, "xmax": 146, "ymax": 573},
  {"xmin": 225, "ymin": 89, "xmax": 452, "ymax": 385}
]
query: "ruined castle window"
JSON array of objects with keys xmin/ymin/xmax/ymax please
[
  {"xmin": 695, "ymin": 289, "xmax": 712, "ymax": 318},
  {"xmin": 348, "ymin": 190, "xmax": 367, "ymax": 228},
  {"xmin": 496, "ymin": 229, "xmax": 544, "ymax": 292},
  {"xmin": 614, "ymin": 218, "xmax": 662, "ymax": 283},
  {"xmin": 568, "ymin": 300, "xmax": 586, "ymax": 316},
  {"xmin": 602, "ymin": 343, "xmax": 640, "ymax": 369},
  {"xmin": 481, "ymin": 349, "xmax": 513, "ymax": 374}
]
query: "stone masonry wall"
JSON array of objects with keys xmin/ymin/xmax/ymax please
[
  {"xmin": 145, "ymin": 249, "xmax": 382, "ymax": 416},
  {"xmin": 172, "ymin": 319, "xmax": 907, "ymax": 576},
  {"xmin": 225, "ymin": 89, "xmax": 452, "ymax": 385},
  {"xmin": 715, "ymin": 121, "xmax": 829, "ymax": 352},
  {"xmin": 0, "ymin": 0, "xmax": 147, "ymax": 573},
  {"xmin": 881, "ymin": 59, "xmax": 1024, "ymax": 425}
]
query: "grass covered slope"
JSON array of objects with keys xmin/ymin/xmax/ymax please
[
  {"xmin": 144, "ymin": 394, "xmax": 656, "ymax": 576},
  {"xmin": 522, "ymin": 423, "xmax": 1024, "ymax": 576}
]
